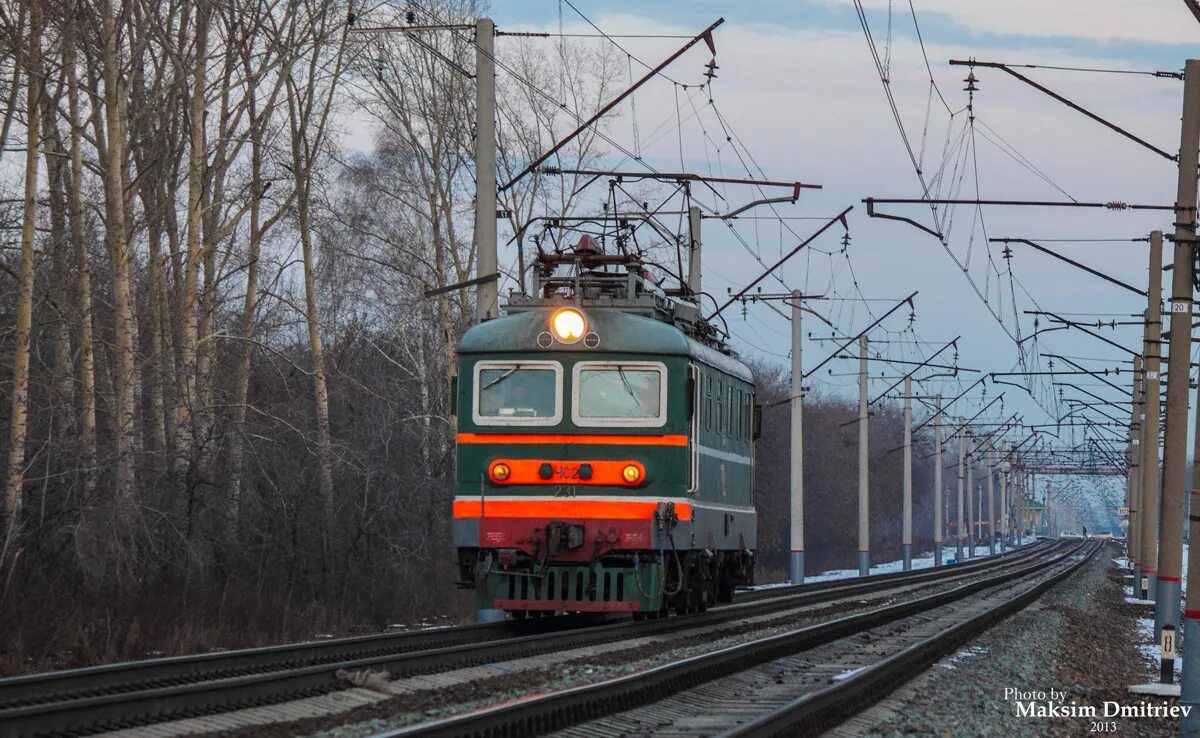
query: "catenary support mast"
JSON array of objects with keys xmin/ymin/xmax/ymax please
[
  {"xmin": 1169, "ymin": 59, "xmax": 1200, "ymax": 727},
  {"xmin": 789, "ymin": 291, "xmax": 804, "ymax": 583},
  {"xmin": 902, "ymin": 377, "xmax": 913, "ymax": 570},
  {"xmin": 933, "ymin": 395, "xmax": 944, "ymax": 565},
  {"xmin": 474, "ymin": 18, "xmax": 498, "ymax": 322},
  {"xmin": 858, "ymin": 335, "xmax": 870, "ymax": 576}
]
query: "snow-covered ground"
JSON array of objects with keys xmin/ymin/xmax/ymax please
[
  {"xmin": 1135, "ymin": 615, "xmax": 1181, "ymax": 676},
  {"xmin": 1119, "ymin": 541, "xmax": 1189, "ymax": 596},
  {"xmin": 753, "ymin": 538, "xmax": 1034, "ymax": 588}
]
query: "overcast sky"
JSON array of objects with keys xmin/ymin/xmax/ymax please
[{"xmin": 464, "ymin": 1, "xmax": 1200, "ymax": 516}]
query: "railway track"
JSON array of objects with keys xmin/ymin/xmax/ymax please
[
  {"xmin": 0, "ymin": 540, "xmax": 1055, "ymax": 737},
  {"xmin": 369, "ymin": 539, "xmax": 1096, "ymax": 738}
]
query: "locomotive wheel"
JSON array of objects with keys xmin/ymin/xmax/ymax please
[
  {"xmin": 673, "ymin": 597, "xmax": 690, "ymax": 617},
  {"xmin": 717, "ymin": 571, "xmax": 734, "ymax": 603}
]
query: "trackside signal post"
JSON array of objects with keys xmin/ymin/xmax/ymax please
[{"xmin": 1170, "ymin": 59, "xmax": 1200, "ymax": 725}]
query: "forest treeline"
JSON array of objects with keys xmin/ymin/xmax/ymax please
[{"xmin": 0, "ymin": 0, "xmax": 990, "ymax": 674}]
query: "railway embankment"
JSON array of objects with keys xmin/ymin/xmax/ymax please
[{"xmin": 837, "ymin": 542, "xmax": 1176, "ymax": 738}]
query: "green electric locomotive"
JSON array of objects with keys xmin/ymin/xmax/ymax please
[{"xmin": 453, "ymin": 242, "xmax": 757, "ymax": 617}]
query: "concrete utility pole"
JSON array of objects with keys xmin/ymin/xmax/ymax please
[
  {"xmin": 474, "ymin": 17, "xmax": 498, "ymax": 322},
  {"xmin": 1014, "ymin": 469, "xmax": 1022, "ymax": 545},
  {"xmin": 1046, "ymin": 480, "xmax": 1053, "ymax": 537},
  {"xmin": 687, "ymin": 206, "xmax": 703, "ymax": 298},
  {"xmin": 933, "ymin": 395, "xmax": 944, "ymax": 566},
  {"xmin": 977, "ymin": 478, "xmax": 983, "ymax": 549},
  {"xmin": 1024, "ymin": 471, "xmax": 1031, "ymax": 540},
  {"xmin": 967, "ymin": 439, "xmax": 975, "ymax": 557},
  {"xmin": 1131, "ymin": 355, "xmax": 1148, "ymax": 599},
  {"xmin": 1013, "ymin": 462, "xmax": 1021, "ymax": 539},
  {"xmin": 1000, "ymin": 446, "xmax": 1008, "ymax": 552},
  {"xmin": 789, "ymin": 290, "xmax": 804, "ymax": 583},
  {"xmin": 1169, "ymin": 65, "xmax": 1200, "ymax": 722},
  {"xmin": 957, "ymin": 429, "xmax": 966, "ymax": 561},
  {"xmin": 1142, "ymin": 237, "xmax": 1165, "ymax": 614},
  {"xmin": 471, "ymin": 17, "xmax": 501, "ymax": 626},
  {"xmin": 1128, "ymin": 405, "xmax": 1140, "ymax": 589},
  {"xmin": 858, "ymin": 335, "xmax": 870, "ymax": 576},
  {"xmin": 986, "ymin": 444, "xmax": 996, "ymax": 555},
  {"xmin": 902, "ymin": 377, "xmax": 913, "ymax": 570}
]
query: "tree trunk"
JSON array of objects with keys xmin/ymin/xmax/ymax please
[
  {"xmin": 102, "ymin": 0, "xmax": 139, "ymax": 503},
  {"xmin": 42, "ymin": 102, "xmax": 77, "ymax": 460},
  {"xmin": 3, "ymin": 0, "xmax": 41, "ymax": 556},
  {"xmin": 64, "ymin": 6, "xmax": 97, "ymax": 499},
  {"xmin": 295, "ymin": 176, "xmax": 335, "ymax": 572},
  {"xmin": 178, "ymin": 1, "xmax": 210, "ymax": 482},
  {"xmin": 227, "ymin": 97, "xmax": 265, "ymax": 521}
]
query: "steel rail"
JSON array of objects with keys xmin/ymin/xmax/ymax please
[
  {"xmin": 722, "ymin": 541, "xmax": 1101, "ymax": 737},
  {"xmin": 0, "ymin": 539, "xmax": 1049, "ymax": 712},
  {"xmin": 0, "ymin": 616, "xmax": 600, "ymax": 711},
  {"xmin": 367, "ymin": 540, "xmax": 1085, "ymax": 738},
  {"xmin": 0, "ymin": 541, "xmax": 1054, "ymax": 737}
]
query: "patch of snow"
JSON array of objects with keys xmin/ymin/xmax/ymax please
[
  {"xmin": 1137, "ymin": 617, "xmax": 1155, "ymax": 640},
  {"xmin": 746, "ymin": 581, "xmax": 799, "ymax": 590},
  {"xmin": 832, "ymin": 666, "xmax": 867, "ymax": 681},
  {"xmin": 936, "ymin": 643, "xmax": 988, "ymax": 669},
  {"xmin": 754, "ymin": 543, "xmax": 1025, "ymax": 587},
  {"xmin": 1133, "ymin": 618, "xmax": 1180, "ymax": 674},
  {"xmin": 1129, "ymin": 682, "xmax": 1181, "ymax": 697}
]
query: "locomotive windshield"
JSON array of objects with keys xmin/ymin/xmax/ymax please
[
  {"xmin": 574, "ymin": 362, "xmax": 666, "ymax": 424},
  {"xmin": 476, "ymin": 363, "xmax": 559, "ymax": 421}
]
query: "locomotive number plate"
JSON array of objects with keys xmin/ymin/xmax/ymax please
[{"xmin": 551, "ymin": 463, "xmax": 583, "ymax": 480}]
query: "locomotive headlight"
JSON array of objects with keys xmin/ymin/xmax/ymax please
[
  {"xmin": 490, "ymin": 461, "xmax": 512, "ymax": 482},
  {"xmin": 621, "ymin": 464, "xmax": 643, "ymax": 484},
  {"xmin": 551, "ymin": 308, "xmax": 586, "ymax": 344}
]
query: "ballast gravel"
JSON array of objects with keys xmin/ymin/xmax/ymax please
[
  {"xmin": 189, "ymin": 556, "xmax": 1042, "ymax": 738},
  {"xmin": 841, "ymin": 542, "xmax": 1176, "ymax": 738}
]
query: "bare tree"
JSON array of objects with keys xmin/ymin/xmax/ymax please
[
  {"xmin": 3, "ymin": 0, "xmax": 41, "ymax": 568},
  {"xmin": 226, "ymin": 2, "xmax": 298, "ymax": 517},
  {"xmin": 349, "ymin": 6, "xmax": 476, "ymax": 379},
  {"xmin": 284, "ymin": 0, "xmax": 352, "ymax": 576},
  {"xmin": 495, "ymin": 36, "xmax": 622, "ymax": 284},
  {"xmin": 98, "ymin": 0, "xmax": 139, "ymax": 503},
  {"xmin": 64, "ymin": 0, "xmax": 98, "ymax": 499}
]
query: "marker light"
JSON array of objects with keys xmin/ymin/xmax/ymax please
[
  {"xmin": 551, "ymin": 308, "xmax": 586, "ymax": 344},
  {"xmin": 490, "ymin": 462, "xmax": 512, "ymax": 482},
  {"xmin": 622, "ymin": 464, "xmax": 643, "ymax": 484}
]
